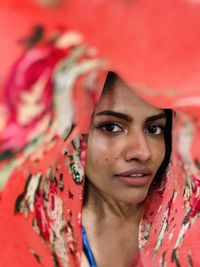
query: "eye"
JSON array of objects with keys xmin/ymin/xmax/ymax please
[
  {"xmin": 145, "ymin": 125, "xmax": 164, "ymax": 135},
  {"xmin": 100, "ymin": 123, "xmax": 123, "ymax": 133}
]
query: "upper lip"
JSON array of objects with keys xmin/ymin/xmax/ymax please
[{"xmin": 115, "ymin": 167, "xmax": 153, "ymax": 177}]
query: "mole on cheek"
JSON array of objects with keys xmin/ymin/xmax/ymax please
[
  {"xmin": 105, "ymin": 158, "xmax": 108, "ymax": 161},
  {"xmin": 115, "ymin": 157, "xmax": 119, "ymax": 160}
]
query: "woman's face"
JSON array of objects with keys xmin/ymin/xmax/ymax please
[{"xmin": 86, "ymin": 77, "xmax": 167, "ymax": 204}]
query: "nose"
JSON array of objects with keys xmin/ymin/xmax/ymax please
[{"xmin": 123, "ymin": 131, "xmax": 152, "ymax": 162}]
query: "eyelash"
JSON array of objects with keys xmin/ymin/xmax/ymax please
[
  {"xmin": 145, "ymin": 125, "xmax": 165, "ymax": 135},
  {"xmin": 96, "ymin": 122, "xmax": 165, "ymax": 135},
  {"xmin": 97, "ymin": 122, "xmax": 124, "ymax": 133}
]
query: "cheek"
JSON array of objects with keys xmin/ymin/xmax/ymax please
[
  {"xmin": 86, "ymin": 140, "xmax": 110, "ymax": 174},
  {"xmin": 154, "ymin": 142, "xmax": 166, "ymax": 167},
  {"xmin": 86, "ymin": 137, "xmax": 121, "ymax": 182},
  {"xmin": 86, "ymin": 132, "xmax": 123, "ymax": 180},
  {"xmin": 149, "ymin": 138, "xmax": 166, "ymax": 171},
  {"xmin": 87, "ymin": 134, "xmax": 118, "ymax": 162}
]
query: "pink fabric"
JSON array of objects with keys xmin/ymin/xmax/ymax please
[{"xmin": 0, "ymin": 2, "xmax": 200, "ymax": 265}]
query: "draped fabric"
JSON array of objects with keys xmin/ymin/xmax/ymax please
[
  {"xmin": 0, "ymin": 26, "xmax": 200, "ymax": 267},
  {"xmin": 0, "ymin": 29, "xmax": 107, "ymax": 267}
]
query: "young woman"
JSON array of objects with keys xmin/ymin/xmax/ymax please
[
  {"xmin": 2, "ymin": 29, "xmax": 199, "ymax": 267},
  {"xmin": 81, "ymin": 72, "xmax": 172, "ymax": 267}
]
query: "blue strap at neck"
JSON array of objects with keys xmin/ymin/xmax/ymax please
[{"xmin": 82, "ymin": 226, "xmax": 97, "ymax": 267}]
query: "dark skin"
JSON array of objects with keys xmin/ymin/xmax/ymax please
[{"xmin": 81, "ymin": 78, "xmax": 166, "ymax": 267}]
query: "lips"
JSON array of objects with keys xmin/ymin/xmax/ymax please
[
  {"xmin": 114, "ymin": 167, "xmax": 153, "ymax": 186},
  {"xmin": 115, "ymin": 167, "xmax": 153, "ymax": 177}
]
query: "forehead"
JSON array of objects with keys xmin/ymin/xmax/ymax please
[{"xmin": 95, "ymin": 78, "xmax": 163, "ymax": 117}]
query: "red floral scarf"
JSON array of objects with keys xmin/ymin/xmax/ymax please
[{"xmin": 0, "ymin": 28, "xmax": 200, "ymax": 267}]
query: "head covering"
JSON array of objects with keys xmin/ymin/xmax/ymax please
[
  {"xmin": 0, "ymin": 27, "xmax": 107, "ymax": 267},
  {"xmin": 0, "ymin": 25, "xmax": 200, "ymax": 267}
]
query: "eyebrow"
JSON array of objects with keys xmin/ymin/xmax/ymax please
[
  {"xmin": 145, "ymin": 113, "xmax": 167, "ymax": 123},
  {"xmin": 95, "ymin": 110, "xmax": 166, "ymax": 123},
  {"xmin": 95, "ymin": 110, "xmax": 132, "ymax": 122}
]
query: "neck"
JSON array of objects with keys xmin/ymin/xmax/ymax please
[{"xmin": 83, "ymin": 181, "xmax": 144, "ymax": 226}]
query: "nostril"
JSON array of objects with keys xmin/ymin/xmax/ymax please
[
  {"xmin": 124, "ymin": 142, "xmax": 152, "ymax": 162},
  {"xmin": 123, "ymin": 130, "xmax": 153, "ymax": 162},
  {"xmin": 137, "ymin": 148, "xmax": 152, "ymax": 162}
]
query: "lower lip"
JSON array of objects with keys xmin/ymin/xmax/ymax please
[{"xmin": 114, "ymin": 175, "xmax": 151, "ymax": 186}]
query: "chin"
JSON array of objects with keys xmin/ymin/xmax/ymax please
[
  {"xmin": 124, "ymin": 197, "xmax": 147, "ymax": 206},
  {"xmin": 115, "ymin": 189, "xmax": 149, "ymax": 205}
]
